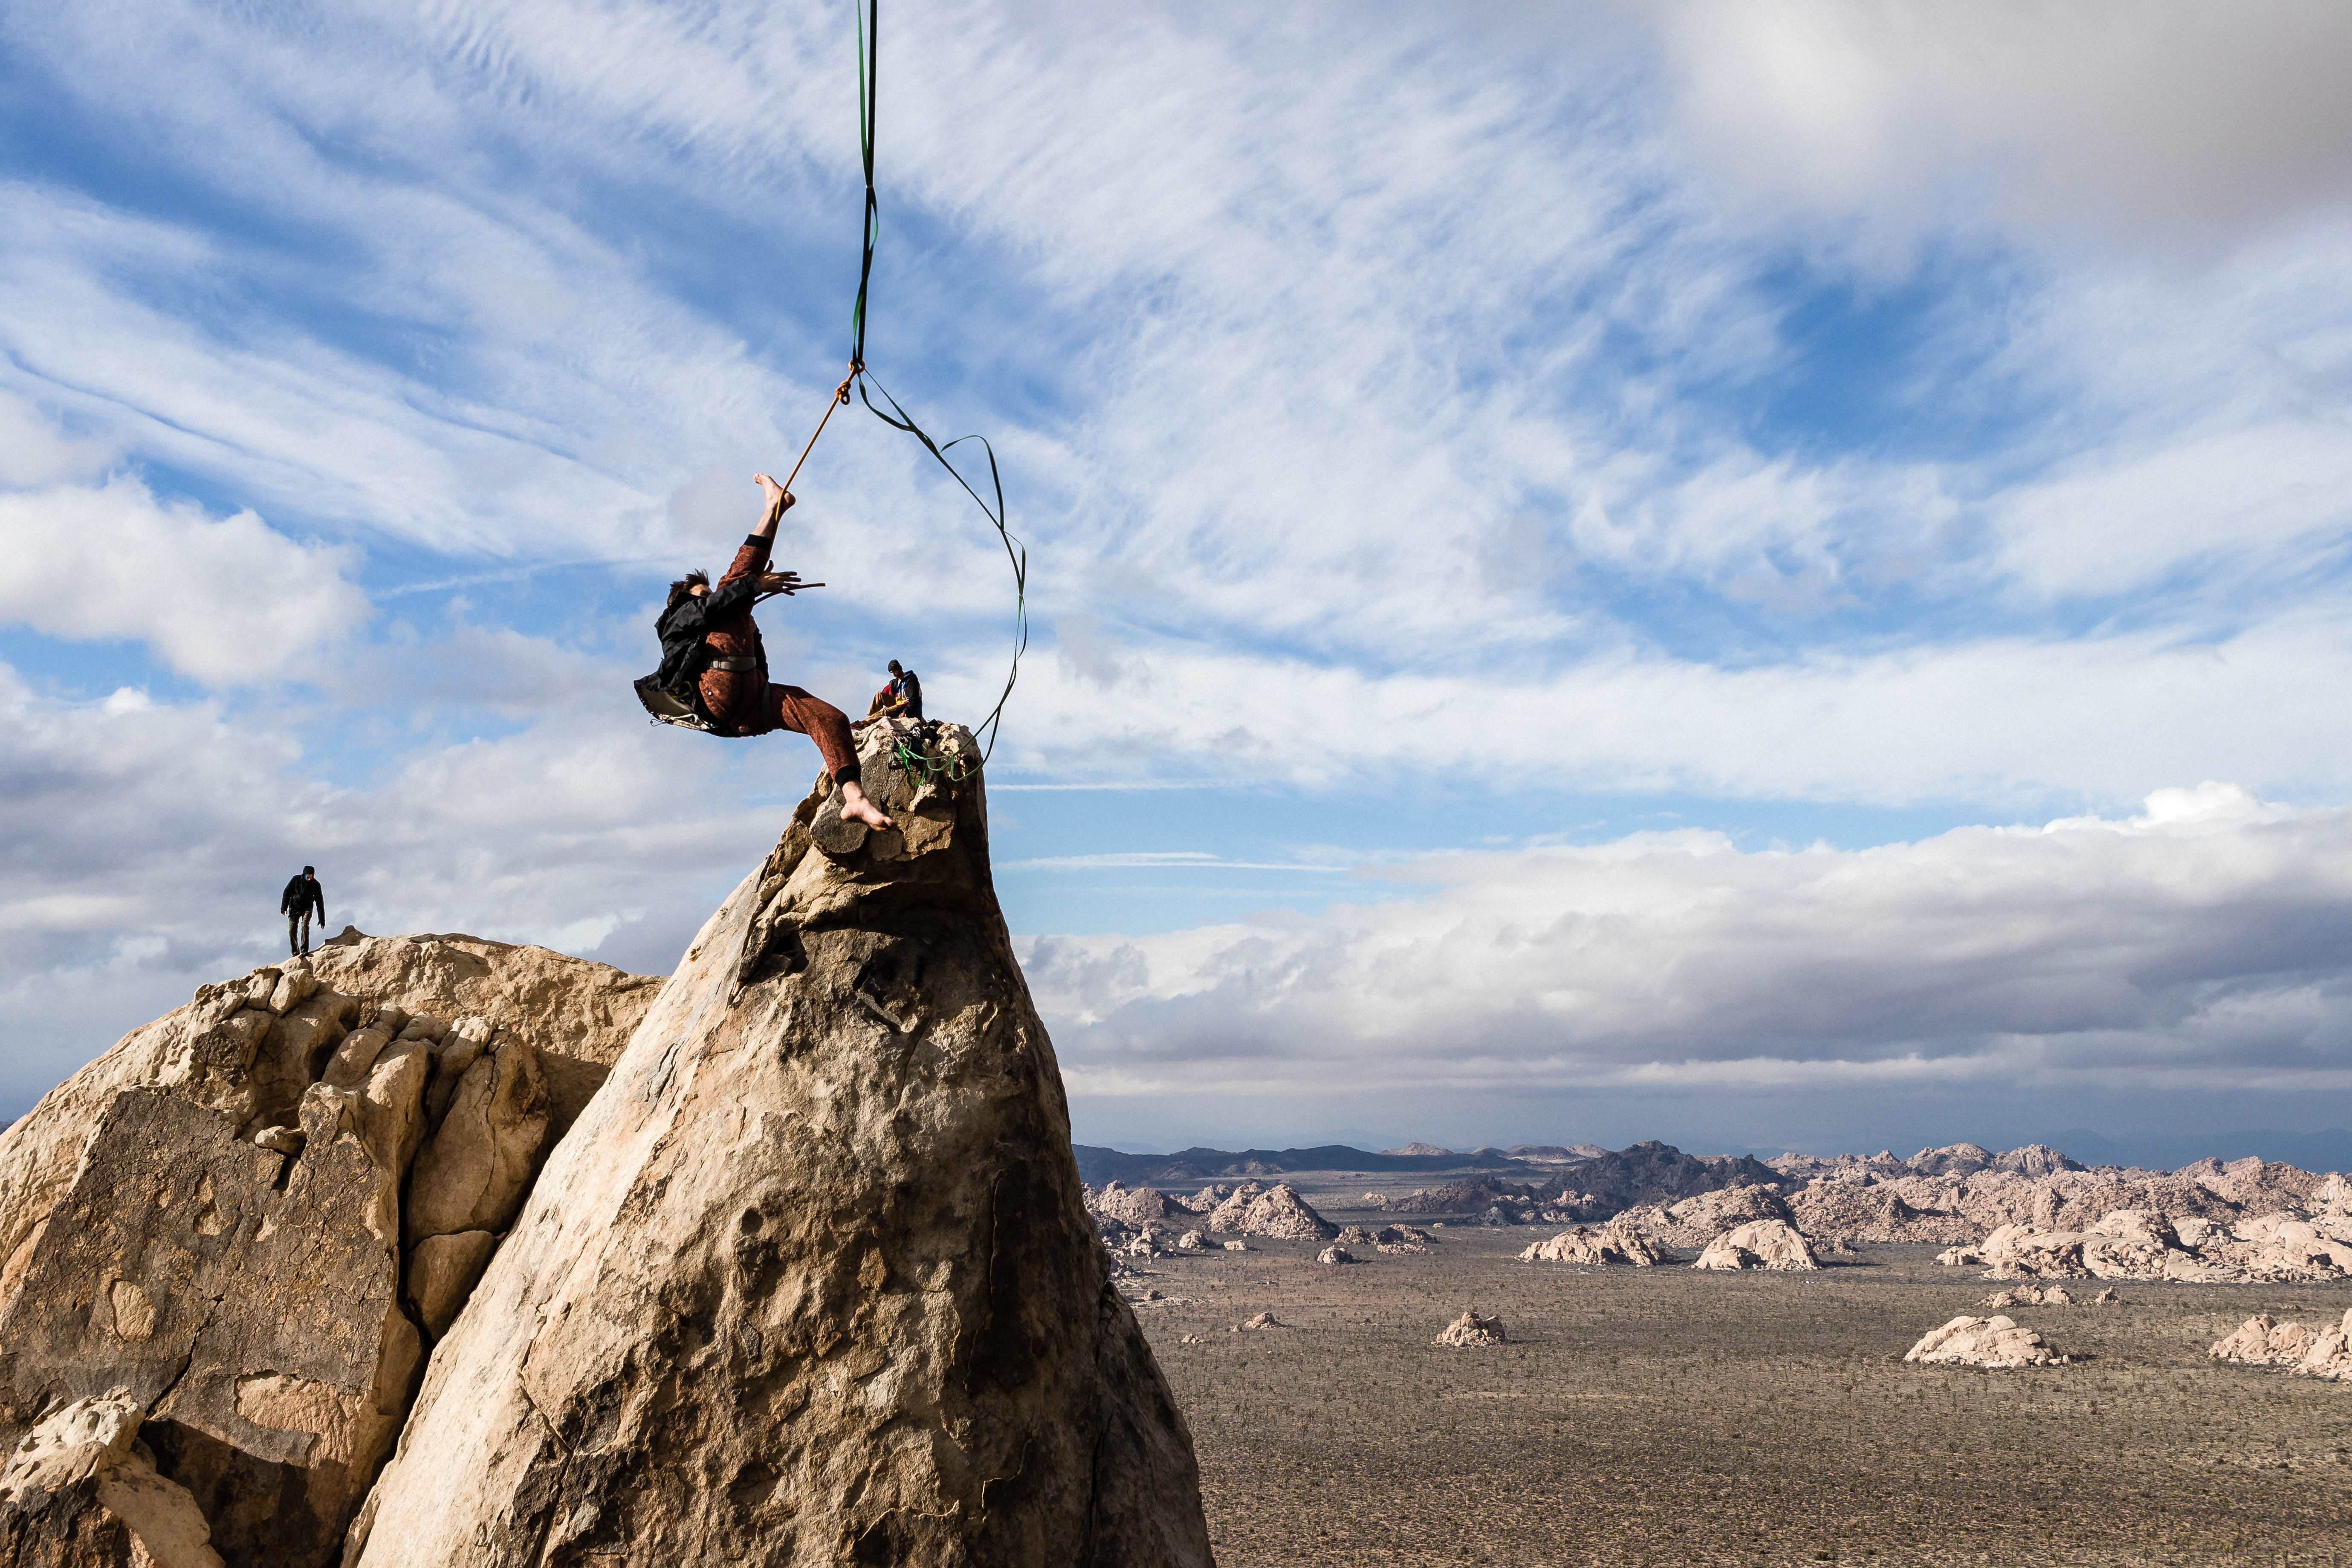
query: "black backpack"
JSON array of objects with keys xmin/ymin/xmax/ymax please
[
  {"xmin": 634, "ymin": 596, "xmax": 720, "ymax": 732},
  {"xmin": 636, "ymin": 574, "xmax": 771, "ymax": 732}
]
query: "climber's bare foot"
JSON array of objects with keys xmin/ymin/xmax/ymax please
[
  {"xmin": 753, "ymin": 472, "xmax": 794, "ymax": 521},
  {"xmin": 838, "ymin": 781, "xmax": 894, "ymax": 831}
]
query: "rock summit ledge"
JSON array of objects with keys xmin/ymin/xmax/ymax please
[{"xmin": 0, "ymin": 720, "xmax": 1212, "ymax": 1568}]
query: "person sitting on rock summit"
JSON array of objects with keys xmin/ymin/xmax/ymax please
[
  {"xmin": 280, "ymin": 865, "xmax": 324, "ymax": 957},
  {"xmin": 857, "ymin": 658, "xmax": 923, "ymax": 729},
  {"xmin": 660, "ymin": 474, "xmax": 894, "ymax": 833}
]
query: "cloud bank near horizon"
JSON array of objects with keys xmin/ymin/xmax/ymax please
[{"xmin": 1028, "ymin": 784, "xmax": 2352, "ymax": 1153}]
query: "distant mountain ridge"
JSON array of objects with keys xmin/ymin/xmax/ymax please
[
  {"xmin": 1073, "ymin": 1134, "xmax": 2352, "ymax": 1193},
  {"xmin": 1072, "ymin": 1143, "xmax": 1526, "ymax": 1184},
  {"xmin": 1070, "ymin": 1138, "xmax": 1776, "ymax": 1189}
]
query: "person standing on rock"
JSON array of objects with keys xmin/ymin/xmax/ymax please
[
  {"xmin": 663, "ymin": 475, "xmax": 894, "ymax": 833},
  {"xmin": 280, "ymin": 866, "xmax": 324, "ymax": 957}
]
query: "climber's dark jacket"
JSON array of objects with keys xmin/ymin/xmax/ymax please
[{"xmin": 280, "ymin": 874, "xmax": 324, "ymax": 921}]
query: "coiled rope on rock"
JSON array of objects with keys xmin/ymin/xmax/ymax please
[{"xmin": 778, "ymin": 0, "xmax": 1027, "ymax": 764}]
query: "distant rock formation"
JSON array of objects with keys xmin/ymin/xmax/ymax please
[
  {"xmin": 1383, "ymin": 1177, "xmax": 1557, "ymax": 1219},
  {"xmin": 2211, "ymin": 1311, "xmax": 2352, "ymax": 1380},
  {"xmin": 1432, "ymin": 1312, "xmax": 1506, "ymax": 1348},
  {"xmin": 1905, "ymin": 1316, "xmax": 2066, "ymax": 1369},
  {"xmin": 1779, "ymin": 1143, "xmax": 2332, "ymax": 1248},
  {"xmin": 350, "ymin": 722, "xmax": 1211, "ymax": 1566},
  {"xmin": 1088, "ymin": 1180, "xmax": 1195, "ymax": 1228},
  {"xmin": 1620, "ymin": 1183, "xmax": 1793, "ymax": 1247},
  {"xmin": 1548, "ymin": 1141, "xmax": 1783, "ymax": 1212},
  {"xmin": 1980, "ymin": 1284, "xmax": 2110, "ymax": 1308},
  {"xmin": 1908, "ymin": 1143, "xmax": 1996, "ymax": 1177},
  {"xmin": 1093, "ymin": 1139, "xmax": 2346, "ymax": 1255},
  {"xmin": 1519, "ymin": 1220, "xmax": 1661, "ymax": 1267},
  {"xmin": 1693, "ymin": 1219, "xmax": 1817, "ymax": 1272},
  {"xmin": 1373, "ymin": 1224, "xmax": 1437, "ymax": 1255},
  {"xmin": 1201, "ymin": 1181, "xmax": 1337, "ymax": 1240},
  {"xmin": 1087, "ymin": 1179, "xmax": 1337, "ymax": 1253},
  {"xmin": 0, "ymin": 934, "xmax": 655, "ymax": 1566},
  {"xmin": 1938, "ymin": 1206, "xmax": 2352, "ymax": 1283}
]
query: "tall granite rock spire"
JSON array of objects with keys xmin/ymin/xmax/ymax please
[{"xmin": 348, "ymin": 720, "xmax": 1212, "ymax": 1565}]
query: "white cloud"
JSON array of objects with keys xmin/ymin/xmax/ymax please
[
  {"xmin": 0, "ymin": 389, "xmax": 115, "ymax": 488},
  {"xmin": 958, "ymin": 610, "xmax": 2352, "ymax": 807},
  {"xmin": 1651, "ymin": 0, "xmax": 2352, "ymax": 251},
  {"xmin": 1023, "ymin": 786, "xmax": 2352, "ymax": 1105},
  {"xmin": 0, "ymin": 474, "xmax": 368, "ymax": 683}
]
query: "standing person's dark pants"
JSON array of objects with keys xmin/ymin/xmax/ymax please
[{"xmin": 281, "ymin": 873, "xmax": 325, "ymax": 957}]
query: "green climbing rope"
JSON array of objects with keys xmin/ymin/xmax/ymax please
[
  {"xmin": 838, "ymin": 0, "xmax": 1027, "ymax": 763},
  {"xmin": 889, "ymin": 730, "xmax": 973, "ymax": 789}
]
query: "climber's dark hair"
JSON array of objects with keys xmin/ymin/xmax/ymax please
[{"xmin": 666, "ymin": 570, "xmax": 710, "ymax": 610}]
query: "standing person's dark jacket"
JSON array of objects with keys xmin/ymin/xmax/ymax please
[{"xmin": 281, "ymin": 874, "xmax": 324, "ymax": 922}]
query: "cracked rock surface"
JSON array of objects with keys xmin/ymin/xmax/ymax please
[{"xmin": 349, "ymin": 721, "xmax": 1212, "ymax": 1568}]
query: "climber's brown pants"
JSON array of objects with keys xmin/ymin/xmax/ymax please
[{"xmin": 700, "ymin": 671, "xmax": 861, "ymax": 783}]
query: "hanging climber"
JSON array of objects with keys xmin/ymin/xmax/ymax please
[{"xmin": 651, "ymin": 475, "xmax": 894, "ymax": 832}]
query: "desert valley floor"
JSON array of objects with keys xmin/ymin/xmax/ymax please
[{"xmin": 1129, "ymin": 1173, "xmax": 2352, "ymax": 1568}]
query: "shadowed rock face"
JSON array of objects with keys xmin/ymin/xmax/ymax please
[{"xmin": 349, "ymin": 721, "xmax": 1212, "ymax": 1568}]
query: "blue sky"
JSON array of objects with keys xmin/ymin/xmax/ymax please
[{"xmin": 4, "ymin": 0, "xmax": 2351, "ymax": 1163}]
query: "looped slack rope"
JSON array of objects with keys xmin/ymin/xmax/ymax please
[{"xmin": 779, "ymin": 0, "xmax": 1025, "ymax": 762}]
